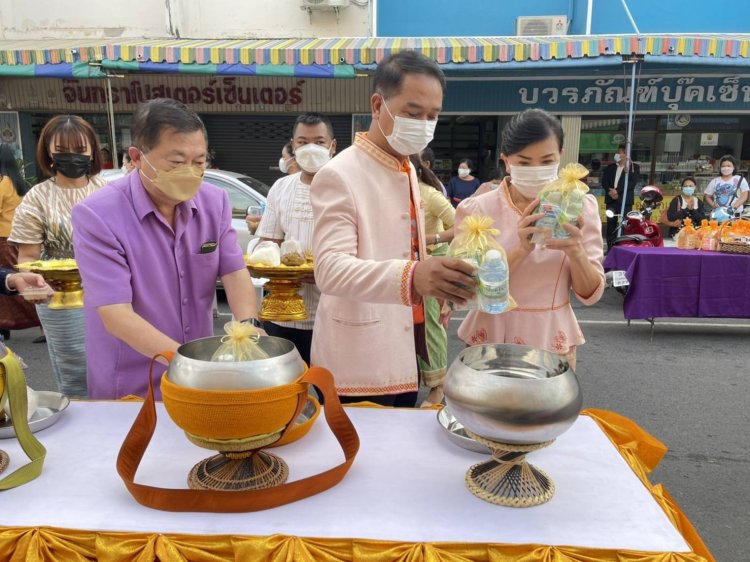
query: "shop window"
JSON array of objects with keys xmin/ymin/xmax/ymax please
[{"xmin": 577, "ymin": 114, "xmax": 750, "ymax": 198}]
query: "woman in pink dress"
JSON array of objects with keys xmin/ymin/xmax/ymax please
[{"xmin": 455, "ymin": 109, "xmax": 605, "ymax": 368}]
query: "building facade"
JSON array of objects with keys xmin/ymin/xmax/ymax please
[{"xmin": 1, "ymin": 1, "xmax": 749, "ymax": 197}]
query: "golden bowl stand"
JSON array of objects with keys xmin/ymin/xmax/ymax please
[
  {"xmin": 15, "ymin": 262, "xmax": 83, "ymax": 310},
  {"xmin": 246, "ymin": 264, "xmax": 311, "ymax": 322},
  {"xmin": 464, "ymin": 429, "xmax": 555, "ymax": 508}
]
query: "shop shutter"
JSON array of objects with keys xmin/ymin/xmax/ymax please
[{"xmin": 202, "ymin": 114, "xmax": 352, "ymax": 187}]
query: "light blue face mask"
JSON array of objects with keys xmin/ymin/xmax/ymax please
[{"xmin": 682, "ymin": 186, "xmax": 695, "ymax": 196}]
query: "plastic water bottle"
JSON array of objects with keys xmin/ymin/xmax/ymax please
[{"xmin": 478, "ymin": 250, "xmax": 509, "ymax": 314}]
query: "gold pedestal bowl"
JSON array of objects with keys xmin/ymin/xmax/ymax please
[
  {"xmin": 15, "ymin": 259, "xmax": 82, "ymax": 310},
  {"xmin": 246, "ymin": 262, "xmax": 313, "ymax": 322}
]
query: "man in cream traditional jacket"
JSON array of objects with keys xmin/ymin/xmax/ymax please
[{"xmin": 310, "ymin": 51, "xmax": 476, "ymax": 407}]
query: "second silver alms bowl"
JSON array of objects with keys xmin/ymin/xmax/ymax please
[{"xmin": 443, "ymin": 343, "xmax": 582, "ymax": 445}]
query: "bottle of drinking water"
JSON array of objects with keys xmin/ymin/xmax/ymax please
[{"xmin": 478, "ymin": 250, "xmax": 509, "ymax": 314}]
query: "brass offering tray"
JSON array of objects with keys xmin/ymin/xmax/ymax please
[
  {"xmin": 436, "ymin": 407, "xmax": 491, "ymax": 455},
  {"xmin": 15, "ymin": 260, "xmax": 83, "ymax": 310},
  {"xmin": 246, "ymin": 259, "xmax": 314, "ymax": 322}
]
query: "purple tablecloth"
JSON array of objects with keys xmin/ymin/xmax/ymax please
[{"xmin": 603, "ymin": 246, "xmax": 750, "ymax": 319}]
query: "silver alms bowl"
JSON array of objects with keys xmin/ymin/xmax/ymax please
[
  {"xmin": 443, "ymin": 344, "xmax": 582, "ymax": 445},
  {"xmin": 166, "ymin": 335, "xmax": 305, "ymax": 390}
]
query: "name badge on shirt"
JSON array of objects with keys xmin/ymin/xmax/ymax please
[{"xmin": 199, "ymin": 241, "xmax": 218, "ymax": 254}]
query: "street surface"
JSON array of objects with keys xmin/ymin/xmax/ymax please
[{"xmin": 6, "ymin": 287, "xmax": 749, "ymax": 560}]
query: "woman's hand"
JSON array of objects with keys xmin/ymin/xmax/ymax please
[
  {"xmin": 517, "ymin": 198, "xmax": 545, "ymax": 254},
  {"xmin": 543, "ymin": 214, "xmax": 586, "ymax": 258}
]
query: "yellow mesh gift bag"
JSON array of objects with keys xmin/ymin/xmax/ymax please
[
  {"xmin": 210, "ymin": 321, "xmax": 270, "ymax": 362},
  {"xmin": 531, "ymin": 163, "xmax": 590, "ymax": 245},
  {"xmin": 447, "ymin": 215, "xmax": 515, "ymax": 313}
]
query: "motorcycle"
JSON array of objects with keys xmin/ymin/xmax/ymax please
[
  {"xmin": 709, "ymin": 204, "xmax": 750, "ymax": 224},
  {"xmin": 605, "ymin": 186, "xmax": 664, "ymax": 295},
  {"xmin": 606, "ymin": 190, "xmax": 664, "ymax": 247}
]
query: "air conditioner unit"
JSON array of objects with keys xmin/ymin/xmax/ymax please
[
  {"xmin": 516, "ymin": 15, "xmax": 568, "ymax": 36},
  {"xmin": 301, "ymin": 0, "xmax": 350, "ymax": 10}
]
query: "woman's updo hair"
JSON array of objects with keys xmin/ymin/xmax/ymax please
[
  {"xmin": 500, "ymin": 109, "xmax": 564, "ymax": 156},
  {"xmin": 458, "ymin": 158, "xmax": 473, "ymax": 170}
]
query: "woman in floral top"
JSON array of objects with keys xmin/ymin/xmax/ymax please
[{"xmin": 9, "ymin": 115, "xmax": 106, "ymax": 397}]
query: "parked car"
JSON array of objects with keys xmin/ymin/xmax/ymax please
[{"xmin": 98, "ymin": 168, "xmax": 268, "ymax": 250}]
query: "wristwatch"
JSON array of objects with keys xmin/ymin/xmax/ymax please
[{"xmin": 241, "ymin": 318, "xmax": 262, "ymax": 328}]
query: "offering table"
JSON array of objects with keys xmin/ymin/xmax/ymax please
[
  {"xmin": 604, "ymin": 246, "xmax": 750, "ymax": 322},
  {"xmin": 0, "ymin": 401, "xmax": 712, "ymax": 561}
]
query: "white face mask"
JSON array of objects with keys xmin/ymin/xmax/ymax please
[
  {"xmin": 294, "ymin": 144, "xmax": 331, "ymax": 174},
  {"xmin": 279, "ymin": 157, "xmax": 290, "ymax": 174},
  {"xmin": 458, "ymin": 168, "xmax": 470, "ymax": 178},
  {"xmin": 721, "ymin": 166, "xmax": 734, "ymax": 177},
  {"xmin": 378, "ymin": 96, "xmax": 437, "ymax": 156},
  {"xmin": 509, "ymin": 163, "xmax": 559, "ymax": 198},
  {"xmin": 614, "ymin": 153, "xmax": 623, "ymax": 164}
]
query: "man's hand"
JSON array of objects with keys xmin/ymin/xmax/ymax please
[
  {"xmin": 9, "ymin": 272, "xmax": 53, "ymax": 303},
  {"xmin": 608, "ymin": 188, "xmax": 619, "ymax": 200},
  {"xmin": 412, "ymin": 257, "xmax": 477, "ymax": 306},
  {"xmin": 246, "ymin": 215, "xmax": 260, "ymax": 234}
]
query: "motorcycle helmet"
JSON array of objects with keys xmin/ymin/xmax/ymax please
[{"xmin": 638, "ymin": 185, "xmax": 663, "ymax": 206}]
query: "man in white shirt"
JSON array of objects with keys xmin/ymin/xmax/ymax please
[{"xmin": 255, "ymin": 113, "xmax": 336, "ymax": 365}]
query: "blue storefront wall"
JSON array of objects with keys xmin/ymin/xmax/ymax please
[
  {"xmin": 376, "ymin": 0, "xmax": 750, "ymax": 37},
  {"xmin": 441, "ymin": 74, "xmax": 750, "ymax": 114}
]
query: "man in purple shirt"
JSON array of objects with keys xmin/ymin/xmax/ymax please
[{"xmin": 73, "ymin": 99, "xmax": 259, "ymax": 399}]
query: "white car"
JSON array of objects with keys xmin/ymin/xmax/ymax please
[{"xmin": 98, "ymin": 168, "xmax": 268, "ymax": 250}]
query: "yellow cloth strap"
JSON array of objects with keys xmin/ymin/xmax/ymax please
[{"xmin": 0, "ymin": 351, "xmax": 47, "ymax": 490}]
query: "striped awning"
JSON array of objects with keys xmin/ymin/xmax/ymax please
[{"xmin": 1, "ymin": 34, "xmax": 749, "ymax": 68}]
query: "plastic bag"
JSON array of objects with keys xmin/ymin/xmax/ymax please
[
  {"xmin": 1, "ymin": 384, "xmax": 39, "ymax": 422},
  {"xmin": 210, "ymin": 321, "xmax": 270, "ymax": 362},
  {"xmin": 247, "ymin": 240, "xmax": 281, "ymax": 267},
  {"xmin": 280, "ymin": 239, "xmax": 306, "ymax": 266},
  {"xmin": 531, "ymin": 163, "xmax": 590, "ymax": 245},
  {"xmin": 676, "ymin": 218, "xmax": 697, "ymax": 249},
  {"xmin": 447, "ymin": 215, "xmax": 506, "ymax": 311}
]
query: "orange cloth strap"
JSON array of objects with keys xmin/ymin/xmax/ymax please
[{"xmin": 116, "ymin": 359, "xmax": 360, "ymax": 513}]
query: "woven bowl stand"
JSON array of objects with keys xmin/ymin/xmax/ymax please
[
  {"xmin": 0, "ymin": 450, "xmax": 8, "ymax": 475},
  {"xmin": 186, "ymin": 430, "xmax": 289, "ymax": 491},
  {"xmin": 464, "ymin": 429, "xmax": 555, "ymax": 508}
]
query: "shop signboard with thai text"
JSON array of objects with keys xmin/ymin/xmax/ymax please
[
  {"xmin": 0, "ymin": 75, "xmax": 373, "ymax": 114},
  {"xmin": 4, "ymin": 73, "xmax": 750, "ymax": 116},
  {"xmin": 443, "ymin": 75, "xmax": 750, "ymax": 114}
]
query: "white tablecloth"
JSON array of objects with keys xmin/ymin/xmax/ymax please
[{"xmin": 0, "ymin": 402, "xmax": 689, "ymax": 552}]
